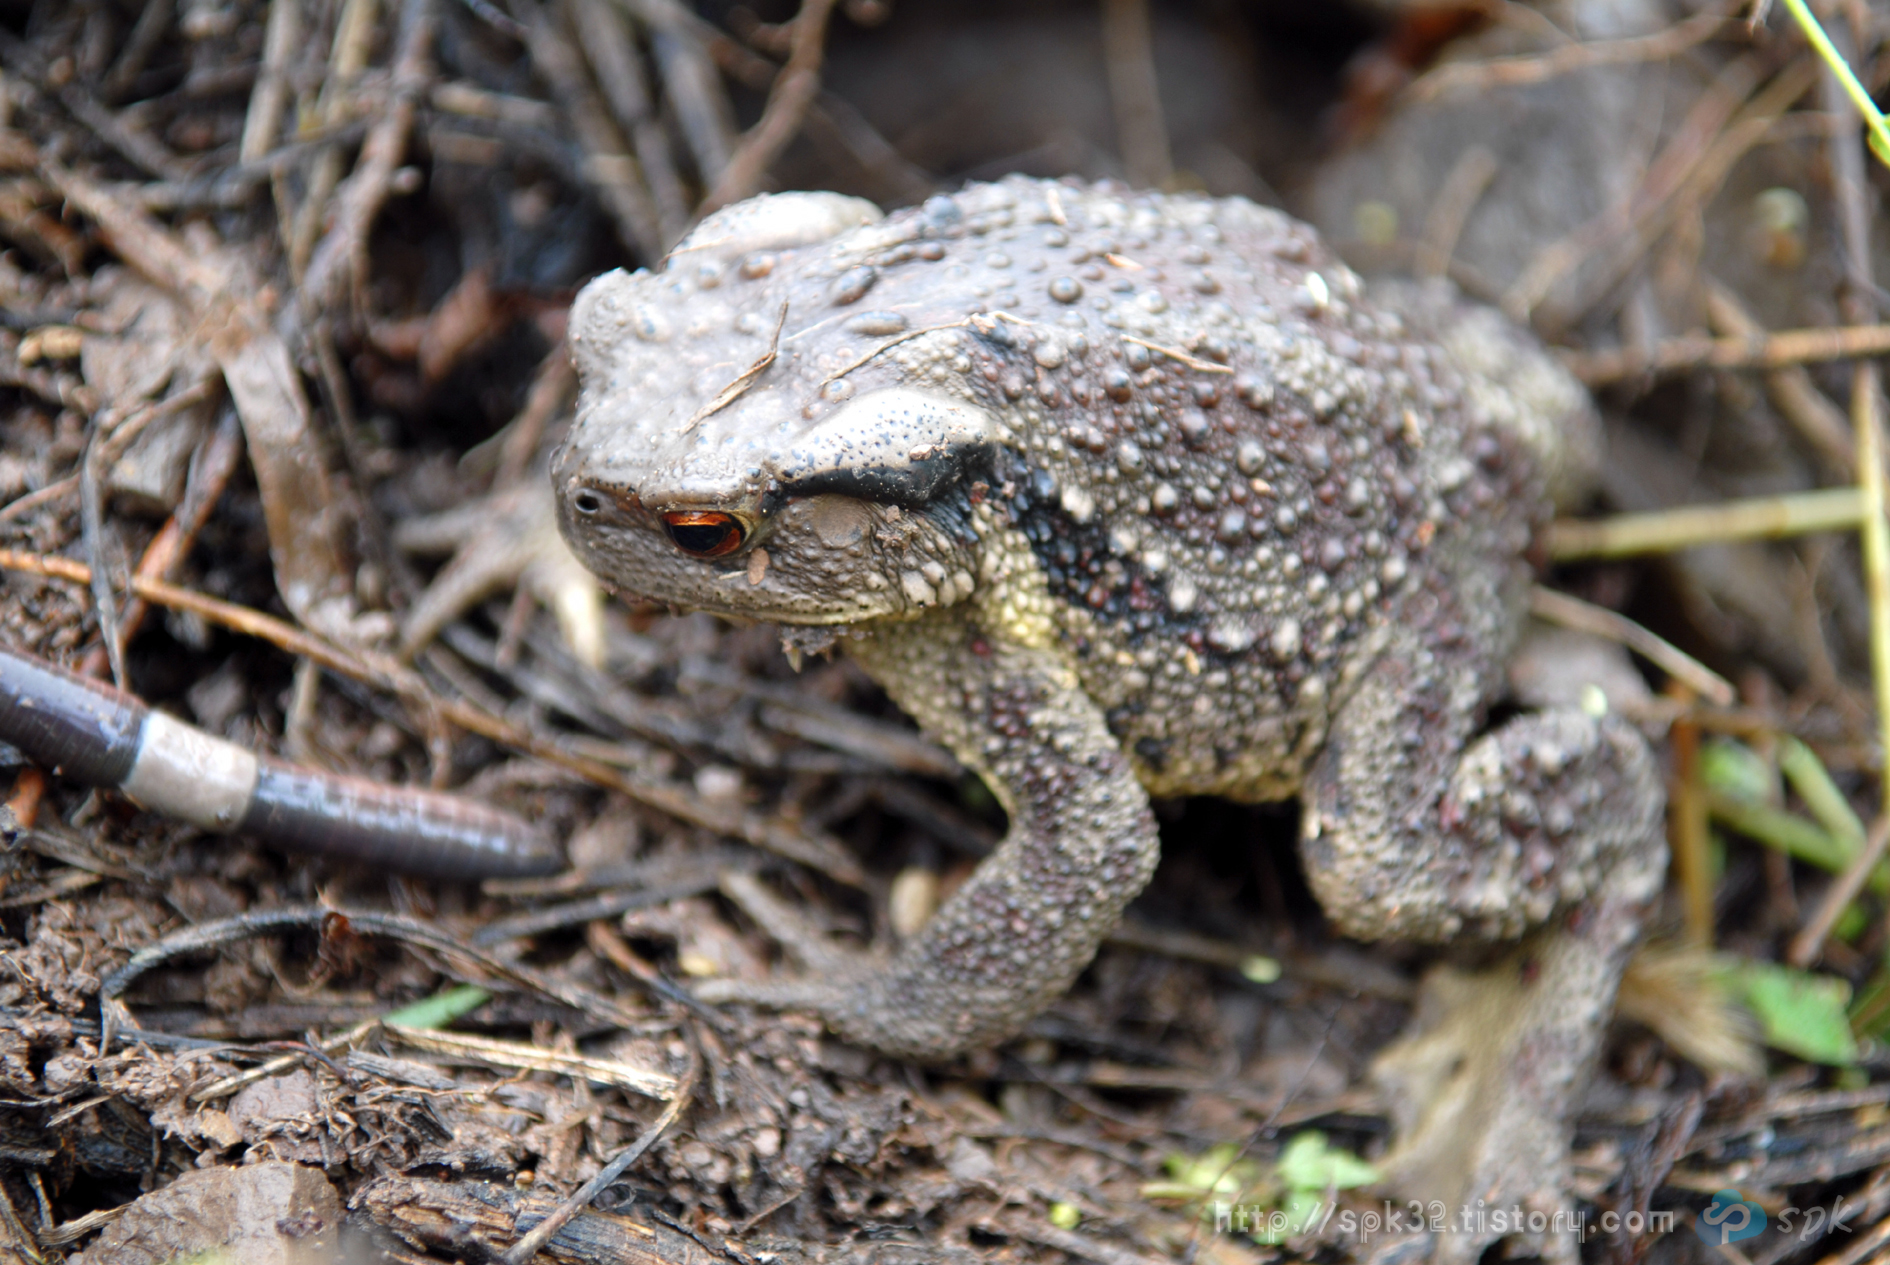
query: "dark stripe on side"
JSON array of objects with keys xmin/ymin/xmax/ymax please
[
  {"xmin": 0, "ymin": 644, "xmax": 144, "ymax": 786},
  {"xmin": 241, "ymin": 760, "xmax": 564, "ymax": 879}
]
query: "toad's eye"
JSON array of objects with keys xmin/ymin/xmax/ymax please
[{"xmin": 662, "ymin": 511, "xmax": 745, "ymax": 558}]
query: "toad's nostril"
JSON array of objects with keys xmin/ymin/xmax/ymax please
[
  {"xmin": 572, "ymin": 491, "xmax": 603, "ymax": 515},
  {"xmin": 662, "ymin": 510, "xmax": 745, "ymax": 558}
]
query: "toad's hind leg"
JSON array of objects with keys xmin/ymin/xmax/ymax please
[{"xmin": 1302, "ymin": 619, "xmax": 1664, "ymax": 1265}]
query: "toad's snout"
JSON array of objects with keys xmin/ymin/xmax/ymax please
[{"xmin": 559, "ymin": 466, "xmax": 763, "ymax": 568}]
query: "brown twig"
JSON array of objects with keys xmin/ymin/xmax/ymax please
[
  {"xmin": 1562, "ymin": 320, "xmax": 1890, "ymax": 383},
  {"xmin": 499, "ymin": 1039, "xmax": 697, "ymax": 1264},
  {"xmin": 1408, "ymin": 7, "xmax": 1732, "ymax": 102},
  {"xmin": 102, "ymin": 0, "xmax": 177, "ymax": 103},
  {"xmin": 1666, "ymin": 682, "xmax": 1714, "ymax": 947},
  {"xmin": 523, "ymin": 0, "xmax": 666, "ymax": 261},
  {"xmin": 1528, "ymin": 586, "xmax": 1735, "ymax": 705},
  {"xmin": 495, "ymin": 348, "xmax": 577, "ymax": 488},
  {"xmin": 48, "ymin": 162, "xmax": 372, "ymax": 639},
  {"xmin": 681, "ymin": 301, "xmax": 787, "ymax": 431},
  {"xmin": 700, "ymin": 0, "xmax": 839, "ymax": 213},
  {"xmin": 287, "ymin": 0, "xmax": 385, "ymax": 279},
  {"xmin": 1415, "ymin": 145, "xmax": 1498, "ymax": 280},
  {"xmin": 239, "ymin": 0, "xmax": 302, "ymax": 162},
  {"xmin": 1789, "ymin": 815, "xmax": 1890, "ymax": 967},
  {"xmin": 1548, "ymin": 487, "xmax": 1866, "ymax": 559},
  {"xmin": 97, "ymin": 907, "xmax": 648, "ymax": 1049},
  {"xmin": 1703, "ymin": 279, "xmax": 1856, "ymax": 476},
  {"xmin": 0, "ymin": 475, "xmax": 78, "ymax": 525},
  {"xmin": 568, "ymin": 0, "xmax": 691, "ymax": 246},
  {"xmin": 1504, "ymin": 53, "xmax": 1814, "ymax": 325},
  {"xmin": 113, "ymin": 409, "xmax": 245, "ymax": 648},
  {"xmin": 631, "ymin": 0, "xmax": 740, "ymax": 187},
  {"xmin": 302, "ymin": 0, "xmax": 439, "ymax": 317},
  {"xmin": 1100, "ymin": 0, "xmax": 1172, "ymax": 190}
]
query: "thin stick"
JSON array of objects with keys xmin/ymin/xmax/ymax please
[
  {"xmin": 190, "ymin": 1021, "xmax": 377, "ymax": 1103},
  {"xmin": 1704, "ymin": 279, "xmax": 1856, "ymax": 476},
  {"xmin": 386, "ymin": 1027, "xmax": 677, "ymax": 1099},
  {"xmin": 523, "ymin": 0, "xmax": 665, "ymax": 261},
  {"xmin": 1529, "ymin": 586, "xmax": 1736, "ymax": 705},
  {"xmin": 1549, "ymin": 487, "xmax": 1874, "ymax": 559},
  {"xmin": 700, "ymin": 0, "xmax": 838, "ymax": 212},
  {"xmin": 635, "ymin": 0, "xmax": 738, "ymax": 186},
  {"xmin": 1825, "ymin": 21, "xmax": 1890, "ymax": 890},
  {"xmin": 287, "ymin": 0, "xmax": 384, "ymax": 279},
  {"xmin": 1099, "ymin": 0, "xmax": 1172, "ymax": 190},
  {"xmin": 1548, "ymin": 486, "xmax": 1866, "ymax": 559},
  {"xmin": 568, "ymin": 0, "xmax": 690, "ymax": 245},
  {"xmin": 499, "ymin": 1040, "xmax": 697, "ymax": 1263},
  {"xmin": 1562, "ymin": 321, "xmax": 1890, "ymax": 383},
  {"xmin": 1667, "ymin": 685, "xmax": 1714, "ymax": 946},
  {"xmin": 301, "ymin": 0, "xmax": 437, "ymax": 315},
  {"xmin": 1409, "ymin": 7, "xmax": 1729, "ymax": 102},
  {"xmin": 1415, "ymin": 145, "xmax": 1498, "ymax": 280},
  {"xmin": 0, "ymin": 475, "xmax": 78, "ymax": 524},
  {"xmin": 1788, "ymin": 815, "xmax": 1890, "ymax": 967},
  {"xmin": 103, "ymin": 0, "xmax": 177, "ymax": 103},
  {"xmin": 240, "ymin": 0, "xmax": 302, "ymax": 162}
]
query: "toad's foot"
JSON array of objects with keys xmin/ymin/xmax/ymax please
[
  {"xmin": 395, "ymin": 480, "xmax": 604, "ymax": 667},
  {"xmin": 1370, "ymin": 902, "xmax": 1640, "ymax": 1265}
]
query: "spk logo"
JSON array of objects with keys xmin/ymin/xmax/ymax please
[{"xmin": 1697, "ymin": 1191, "xmax": 1767, "ymax": 1245}]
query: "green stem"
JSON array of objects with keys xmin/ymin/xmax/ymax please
[{"xmin": 1780, "ymin": 0, "xmax": 1890, "ymax": 166}]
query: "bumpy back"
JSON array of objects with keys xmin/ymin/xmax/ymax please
[{"xmin": 1369, "ymin": 278, "xmax": 1602, "ymax": 512}]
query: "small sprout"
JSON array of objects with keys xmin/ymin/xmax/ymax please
[
  {"xmin": 1275, "ymin": 1132, "xmax": 1379, "ymax": 1192},
  {"xmin": 1750, "ymin": 188, "xmax": 1808, "ymax": 268},
  {"xmin": 1700, "ymin": 739, "xmax": 1775, "ymax": 805},
  {"xmin": 383, "ymin": 984, "xmax": 491, "ymax": 1031},
  {"xmin": 1722, "ymin": 958, "xmax": 1858, "ymax": 1066},
  {"xmin": 1145, "ymin": 1143, "xmax": 1258, "ymax": 1201},
  {"xmin": 1048, "ymin": 1202, "xmax": 1080, "ymax": 1230},
  {"xmin": 1148, "ymin": 1134, "xmax": 1377, "ymax": 1246},
  {"xmin": 1352, "ymin": 201, "xmax": 1398, "ymax": 247},
  {"xmin": 1240, "ymin": 955, "xmax": 1281, "ymax": 984}
]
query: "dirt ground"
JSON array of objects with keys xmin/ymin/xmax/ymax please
[{"xmin": 0, "ymin": 0, "xmax": 1886, "ymax": 1263}]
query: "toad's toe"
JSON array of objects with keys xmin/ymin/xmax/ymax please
[{"xmin": 396, "ymin": 480, "xmax": 604, "ymax": 666}]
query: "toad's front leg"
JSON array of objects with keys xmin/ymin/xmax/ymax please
[{"xmin": 696, "ymin": 610, "xmax": 1160, "ymax": 1059}]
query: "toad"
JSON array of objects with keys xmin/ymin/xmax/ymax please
[{"xmin": 554, "ymin": 177, "xmax": 1664, "ymax": 1263}]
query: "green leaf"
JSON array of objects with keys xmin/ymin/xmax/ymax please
[
  {"xmin": 1701, "ymin": 738, "xmax": 1775, "ymax": 804},
  {"xmin": 1275, "ymin": 1131, "xmax": 1379, "ymax": 1192},
  {"xmin": 383, "ymin": 984, "xmax": 491, "ymax": 1030},
  {"xmin": 1724, "ymin": 960, "xmax": 1857, "ymax": 1065},
  {"xmin": 1157, "ymin": 1143, "xmax": 1258, "ymax": 1198}
]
